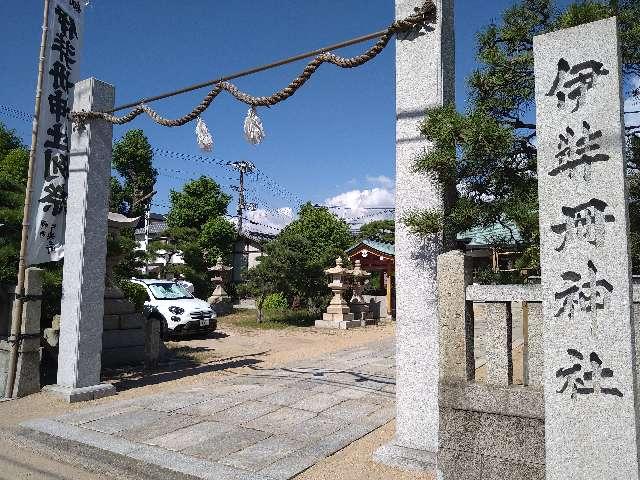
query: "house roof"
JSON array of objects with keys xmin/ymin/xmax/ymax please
[
  {"xmin": 456, "ymin": 221, "xmax": 522, "ymax": 248},
  {"xmin": 240, "ymin": 230, "xmax": 276, "ymax": 243},
  {"xmin": 135, "ymin": 221, "xmax": 168, "ymax": 235},
  {"xmin": 346, "ymin": 239, "xmax": 395, "ymax": 257}
]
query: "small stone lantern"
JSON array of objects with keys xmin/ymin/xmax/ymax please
[
  {"xmin": 103, "ymin": 212, "xmax": 152, "ymax": 368},
  {"xmin": 349, "ymin": 259, "xmax": 375, "ymax": 325},
  {"xmin": 315, "ymin": 257, "xmax": 359, "ymax": 330},
  {"xmin": 105, "ymin": 212, "xmax": 140, "ymax": 296},
  {"xmin": 207, "ymin": 256, "xmax": 233, "ymax": 315}
]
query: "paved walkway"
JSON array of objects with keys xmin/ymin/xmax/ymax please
[{"xmin": 22, "ymin": 339, "xmax": 396, "ymax": 480}]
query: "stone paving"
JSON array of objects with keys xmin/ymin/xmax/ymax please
[{"xmin": 22, "ymin": 338, "xmax": 396, "ymax": 480}]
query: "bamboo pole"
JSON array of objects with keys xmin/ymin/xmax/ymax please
[{"xmin": 5, "ymin": 0, "xmax": 50, "ymax": 399}]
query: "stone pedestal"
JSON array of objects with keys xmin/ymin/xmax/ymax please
[
  {"xmin": 48, "ymin": 78, "xmax": 116, "ymax": 403},
  {"xmin": 375, "ymin": 0, "xmax": 454, "ymax": 472},
  {"xmin": 208, "ymin": 285, "xmax": 232, "ymax": 316},
  {"xmin": 102, "ymin": 288, "xmax": 146, "ymax": 368}
]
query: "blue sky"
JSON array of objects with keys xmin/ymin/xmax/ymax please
[{"xmin": 3, "ymin": 0, "xmax": 632, "ymax": 233}]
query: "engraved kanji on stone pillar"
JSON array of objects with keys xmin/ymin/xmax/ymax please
[{"xmin": 534, "ymin": 18, "xmax": 640, "ymax": 479}]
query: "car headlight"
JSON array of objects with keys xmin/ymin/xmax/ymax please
[{"xmin": 168, "ymin": 306, "xmax": 185, "ymax": 315}]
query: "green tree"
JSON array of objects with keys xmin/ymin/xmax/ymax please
[
  {"xmin": 404, "ymin": 0, "xmax": 640, "ymax": 274},
  {"xmin": 147, "ymin": 226, "xmax": 196, "ymax": 280},
  {"xmin": 166, "ymin": 176, "xmax": 231, "ymax": 230},
  {"xmin": 159, "ymin": 177, "xmax": 235, "ymax": 297},
  {"xmin": 242, "ymin": 235, "xmax": 328, "ymax": 321},
  {"xmin": 111, "ymin": 129, "xmax": 157, "ymax": 217},
  {"xmin": 278, "ymin": 203, "xmax": 353, "ymax": 267},
  {"xmin": 0, "ymin": 148, "xmax": 28, "ymax": 186},
  {"xmin": 0, "ymin": 124, "xmax": 27, "ymax": 285},
  {"xmin": 357, "ymin": 219, "xmax": 395, "ymax": 244},
  {"xmin": 241, "ymin": 203, "xmax": 351, "ymax": 313},
  {"xmin": 199, "ymin": 216, "xmax": 237, "ymax": 264},
  {"xmin": 0, "ymin": 122, "xmax": 24, "ymax": 158}
]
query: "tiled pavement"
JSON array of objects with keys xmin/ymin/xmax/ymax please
[{"xmin": 22, "ymin": 338, "xmax": 396, "ymax": 480}]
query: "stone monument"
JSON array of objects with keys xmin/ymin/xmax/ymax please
[
  {"xmin": 315, "ymin": 258, "xmax": 359, "ymax": 330},
  {"xmin": 207, "ymin": 256, "xmax": 233, "ymax": 315},
  {"xmin": 375, "ymin": 0, "xmax": 453, "ymax": 472},
  {"xmin": 349, "ymin": 260, "xmax": 374, "ymax": 325},
  {"xmin": 44, "ymin": 78, "xmax": 116, "ymax": 402},
  {"xmin": 534, "ymin": 17, "xmax": 640, "ymax": 478}
]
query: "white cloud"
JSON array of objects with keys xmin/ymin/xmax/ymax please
[
  {"xmin": 242, "ymin": 207, "xmax": 295, "ymax": 235},
  {"xmin": 366, "ymin": 175, "xmax": 394, "ymax": 189},
  {"xmin": 324, "ymin": 187, "xmax": 395, "ymax": 227}
]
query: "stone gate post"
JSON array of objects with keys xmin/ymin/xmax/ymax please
[
  {"xmin": 375, "ymin": 0, "xmax": 454, "ymax": 472},
  {"xmin": 534, "ymin": 18, "xmax": 640, "ymax": 479},
  {"xmin": 45, "ymin": 78, "xmax": 116, "ymax": 402}
]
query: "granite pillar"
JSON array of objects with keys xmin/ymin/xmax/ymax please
[
  {"xmin": 483, "ymin": 302, "xmax": 513, "ymax": 386},
  {"xmin": 0, "ymin": 268, "xmax": 44, "ymax": 398},
  {"xmin": 374, "ymin": 0, "xmax": 454, "ymax": 472},
  {"xmin": 437, "ymin": 250, "xmax": 474, "ymax": 382},
  {"xmin": 45, "ymin": 78, "xmax": 116, "ymax": 402},
  {"xmin": 534, "ymin": 18, "xmax": 640, "ymax": 478},
  {"xmin": 523, "ymin": 301, "xmax": 543, "ymax": 387}
]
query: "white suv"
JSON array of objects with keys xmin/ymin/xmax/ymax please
[{"xmin": 131, "ymin": 279, "xmax": 216, "ymax": 338}]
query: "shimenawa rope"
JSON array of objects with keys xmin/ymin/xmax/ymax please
[{"xmin": 71, "ymin": 1, "xmax": 436, "ymax": 129}]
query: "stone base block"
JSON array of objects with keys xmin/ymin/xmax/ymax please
[
  {"xmin": 315, "ymin": 319, "xmax": 361, "ymax": 330},
  {"xmin": 326, "ymin": 305, "xmax": 351, "ymax": 315},
  {"xmin": 210, "ymin": 300, "xmax": 232, "ymax": 316},
  {"xmin": 374, "ymin": 441, "xmax": 437, "ymax": 473},
  {"xmin": 43, "ymin": 383, "xmax": 116, "ymax": 403},
  {"xmin": 360, "ymin": 318, "xmax": 379, "ymax": 327},
  {"xmin": 322, "ymin": 312, "xmax": 354, "ymax": 322}
]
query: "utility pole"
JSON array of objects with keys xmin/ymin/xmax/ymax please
[{"xmin": 229, "ymin": 161, "xmax": 255, "ymax": 236}]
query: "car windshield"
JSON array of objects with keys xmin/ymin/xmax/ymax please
[{"xmin": 147, "ymin": 282, "xmax": 193, "ymax": 300}]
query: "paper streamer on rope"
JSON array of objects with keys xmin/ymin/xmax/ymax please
[
  {"xmin": 244, "ymin": 107, "xmax": 265, "ymax": 145},
  {"xmin": 195, "ymin": 116, "xmax": 213, "ymax": 152}
]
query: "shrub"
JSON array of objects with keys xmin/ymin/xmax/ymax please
[
  {"xmin": 262, "ymin": 292, "xmax": 288, "ymax": 312},
  {"xmin": 118, "ymin": 280, "xmax": 148, "ymax": 311}
]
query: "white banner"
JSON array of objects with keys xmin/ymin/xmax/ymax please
[{"xmin": 27, "ymin": 0, "xmax": 84, "ymax": 265}]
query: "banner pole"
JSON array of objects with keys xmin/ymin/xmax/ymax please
[{"xmin": 5, "ymin": 0, "xmax": 51, "ymax": 399}]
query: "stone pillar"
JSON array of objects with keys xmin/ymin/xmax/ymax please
[
  {"xmin": 437, "ymin": 250, "xmax": 474, "ymax": 382},
  {"xmin": 45, "ymin": 78, "xmax": 116, "ymax": 402},
  {"xmin": 9, "ymin": 267, "xmax": 43, "ymax": 397},
  {"xmin": 523, "ymin": 301, "xmax": 543, "ymax": 387},
  {"xmin": 375, "ymin": 0, "xmax": 454, "ymax": 472},
  {"xmin": 144, "ymin": 317, "xmax": 161, "ymax": 370},
  {"xmin": 534, "ymin": 18, "xmax": 640, "ymax": 478},
  {"xmin": 483, "ymin": 302, "xmax": 513, "ymax": 386}
]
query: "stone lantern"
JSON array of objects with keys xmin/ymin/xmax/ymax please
[
  {"xmin": 349, "ymin": 259, "xmax": 375, "ymax": 326},
  {"xmin": 207, "ymin": 256, "xmax": 233, "ymax": 315},
  {"xmin": 315, "ymin": 257, "xmax": 360, "ymax": 330},
  {"xmin": 105, "ymin": 212, "xmax": 140, "ymax": 295}
]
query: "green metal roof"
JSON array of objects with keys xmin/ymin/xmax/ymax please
[
  {"xmin": 456, "ymin": 221, "xmax": 522, "ymax": 247},
  {"xmin": 347, "ymin": 222, "xmax": 521, "ymax": 255},
  {"xmin": 346, "ymin": 239, "xmax": 395, "ymax": 256}
]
